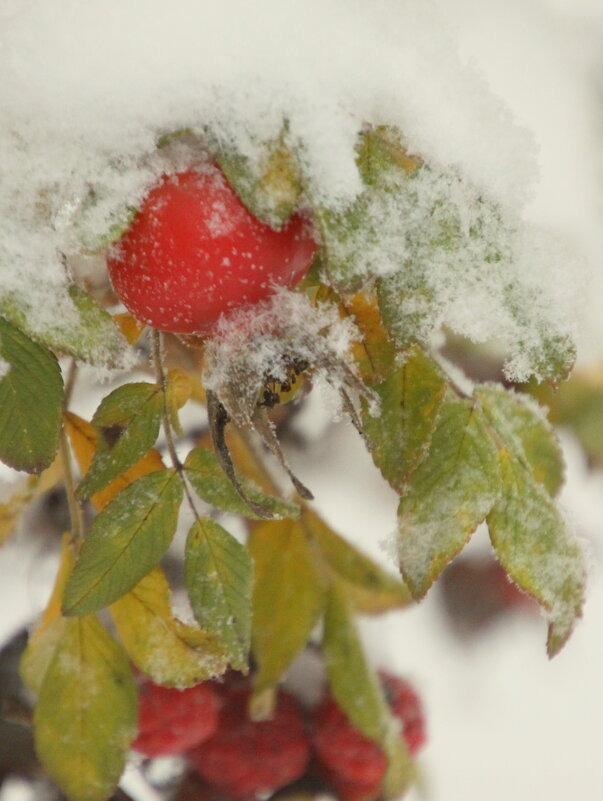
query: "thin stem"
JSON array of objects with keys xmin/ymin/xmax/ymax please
[
  {"xmin": 151, "ymin": 329, "xmax": 202, "ymax": 520},
  {"xmin": 59, "ymin": 426, "xmax": 84, "ymax": 543}
]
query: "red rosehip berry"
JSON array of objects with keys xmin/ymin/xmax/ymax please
[
  {"xmin": 133, "ymin": 680, "xmax": 220, "ymax": 757},
  {"xmin": 188, "ymin": 686, "xmax": 310, "ymax": 800},
  {"xmin": 107, "ymin": 165, "xmax": 317, "ymax": 336},
  {"xmin": 312, "ymin": 673, "xmax": 426, "ymax": 801}
]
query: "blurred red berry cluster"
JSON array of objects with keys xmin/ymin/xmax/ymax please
[{"xmin": 133, "ymin": 670, "xmax": 426, "ymax": 801}]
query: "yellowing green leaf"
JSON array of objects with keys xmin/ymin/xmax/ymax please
[
  {"xmin": 397, "ymin": 396, "xmax": 500, "ymax": 598},
  {"xmin": 0, "ymin": 317, "xmax": 63, "ymax": 473},
  {"xmin": 344, "ymin": 291, "xmax": 397, "ymax": 384},
  {"xmin": 63, "ymin": 469, "xmax": 183, "ymax": 615},
  {"xmin": 250, "ymin": 518, "xmax": 327, "ymax": 691},
  {"xmin": 304, "ymin": 510, "xmax": 412, "ymax": 614},
  {"xmin": 184, "ymin": 447, "xmax": 299, "ymax": 520},
  {"xmin": 111, "ymin": 566, "xmax": 227, "ymax": 687},
  {"xmin": 64, "ymin": 411, "xmax": 164, "ymax": 511},
  {"xmin": 487, "ymin": 449, "xmax": 586, "ymax": 656},
  {"xmin": 322, "ymin": 582, "xmax": 414, "ymax": 799},
  {"xmin": 34, "ymin": 616, "xmax": 137, "ymax": 801},
  {"xmin": 476, "ymin": 384, "xmax": 564, "ymax": 496},
  {"xmin": 20, "ymin": 534, "xmax": 74, "ymax": 693},
  {"xmin": 362, "ymin": 345, "xmax": 447, "ymax": 492},
  {"xmin": 77, "ymin": 382, "xmax": 163, "ymax": 500},
  {"xmin": 185, "ymin": 518, "xmax": 253, "ymax": 671}
]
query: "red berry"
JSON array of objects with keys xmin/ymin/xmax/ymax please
[
  {"xmin": 107, "ymin": 165, "xmax": 317, "ymax": 335},
  {"xmin": 188, "ymin": 687, "xmax": 310, "ymax": 800},
  {"xmin": 133, "ymin": 680, "xmax": 220, "ymax": 757},
  {"xmin": 312, "ymin": 674, "xmax": 426, "ymax": 801}
]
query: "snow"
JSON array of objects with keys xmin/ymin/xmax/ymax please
[{"xmin": 2, "ymin": 0, "xmax": 603, "ymax": 799}]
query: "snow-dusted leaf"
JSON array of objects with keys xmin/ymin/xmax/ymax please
[
  {"xmin": 65, "ymin": 411, "xmax": 164, "ymax": 511},
  {"xmin": 185, "ymin": 517, "xmax": 253, "ymax": 671},
  {"xmin": 62, "ymin": 469, "xmax": 183, "ymax": 616},
  {"xmin": 476, "ymin": 384, "xmax": 564, "ymax": 496},
  {"xmin": 20, "ymin": 534, "xmax": 74, "ymax": 694},
  {"xmin": 0, "ymin": 317, "xmax": 63, "ymax": 473},
  {"xmin": 215, "ymin": 135, "xmax": 302, "ymax": 228},
  {"xmin": 487, "ymin": 449, "xmax": 585, "ymax": 656},
  {"xmin": 77, "ymin": 382, "xmax": 163, "ymax": 500},
  {"xmin": 362, "ymin": 345, "xmax": 447, "ymax": 492},
  {"xmin": 397, "ymin": 396, "xmax": 500, "ymax": 598},
  {"xmin": 184, "ymin": 447, "xmax": 299, "ymax": 520},
  {"xmin": 111, "ymin": 566, "xmax": 227, "ymax": 687},
  {"xmin": 314, "ymin": 128, "xmax": 421, "ymax": 291},
  {"xmin": 322, "ymin": 582, "xmax": 414, "ymax": 798},
  {"xmin": 0, "ymin": 285, "xmax": 129, "ymax": 367},
  {"xmin": 33, "ymin": 616, "xmax": 137, "ymax": 801},
  {"xmin": 249, "ymin": 517, "xmax": 327, "ymax": 691},
  {"xmin": 304, "ymin": 509, "xmax": 412, "ymax": 614}
]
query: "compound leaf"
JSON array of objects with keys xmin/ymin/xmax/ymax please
[
  {"xmin": 250, "ymin": 517, "xmax": 327, "ymax": 691},
  {"xmin": 63, "ymin": 469, "xmax": 183, "ymax": 615},
  {"xmin": 77, "ymin": 383, "xmax": 163, "ymax": 500},
  {"xmin": 111, "ymin": 566, "xmax": 227, "ymax": 687},
  {"xmin": 34, "ymin": 616, "xmax": 136, "ymax": 801},
  {"xmin": 185, "ymin": 517, "xmax": 253, "ymax": 671},
  {"xmin": 0, "ymin": 317, "xmax": 63, "ymax": 473},
  {"xmin": 397, "ymin": 396, "xmax": 500, "ymax": 598}
]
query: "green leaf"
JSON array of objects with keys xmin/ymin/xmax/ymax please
[
  {"xmin": 475, "ymin": 383, "xmax": 564, "ymax": 496},
  {"xmin": 111, "ymin": 566, "xmax": 227, "ymax": 686},
  {"xmin": 185, "ymin": 517, "xmax": 253, "ymax": 670},
  {"xmin": 362, "ymin": 345, "xmax": 447, "ymax": 492},
  {"xmin": 304, "ymin": 510, "xmax": 412, "ymax": 613},
  {"xmin": 322, "ymin": 582, "xmax": 414, "ymax": 798},
  {"xmin": 487, "ymin": 448, "xmax": 586, "ymax": 656},
  {"xmin": 249, "ymin": 518, "xmax": 327, "ymax": 691},
  {"xmin": 215, "ymin": 136, "xmax": 302, "ymax": 228},
  {"xmin": 77, "ymin": 382, "xmax": 163, "ymax": 500},
  {"xmin": 33, "ymin": 616, "xmax": 137, "ymax": 801},
  {"xmin": 0, "ymin": 285, "xmax": 129, "ymax": 367},
  {"xmin": 184, "ymin": 447, "xmax": 300, "ymax": 520},
  {"xmin": 63, "ymin": 469, "xmax": 183, "ymax": 615},
  {"xmin": 397, "ymin": 396, "xmax": 500, "ymax": 598},
  {"xmin": 0, "ymin": 317, "xmax": 63, "ymax": 473}
]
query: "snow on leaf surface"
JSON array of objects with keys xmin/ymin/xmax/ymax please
[
  {"xmin": 0, "ymin": 0, "xmax": 584, "ymax": 379},
  {"xmin": 185, "ymin": 517, "xmax": 253, "ymax": 671},
  {"xmin": 110, "ymin": 566, "xmax": 227, "ymax": 687},
  {"xmin": 475, "ymin": 383, "xmax": 565, "ymax": 497},
  {"xmin": 62, "ymin": 469, "xmax": 183, "ymax": 616},
  {"xmin": 0, "ymin": 316, "xmax": 63, "ymax": 473},
  {"xmin": 487, "ymin": 448, "xmax": 586, "ymax": 657},
  {"xmin": 33, "ymin": 616, "xmax": 137, "ymax": 801},
  {"xmin": 397, "ymin": 395, "xmax": 501, "ymax": 598},
  {"xmin": 76, "ymin": 382, "xmax": 164, "ymax": 501}
]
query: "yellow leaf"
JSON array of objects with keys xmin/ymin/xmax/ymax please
[
  {"xmin": 110, "ymin": 566, "xmax": 227, "ymax": 687},
  {"xmin": 20, "ymin": 533, "xmax": 74, "ymax": 693},
  {"xmin": 64, "ymin": 411, "xmax": 164, "ymax": 510},
  {"xmin": 113, "ymin": 312, "xmax": 146, "ymax": 345}
]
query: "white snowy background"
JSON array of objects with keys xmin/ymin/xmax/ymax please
[{"xmin": 2, "ymin": 0, "xmax": 603, "ymax": 799}]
